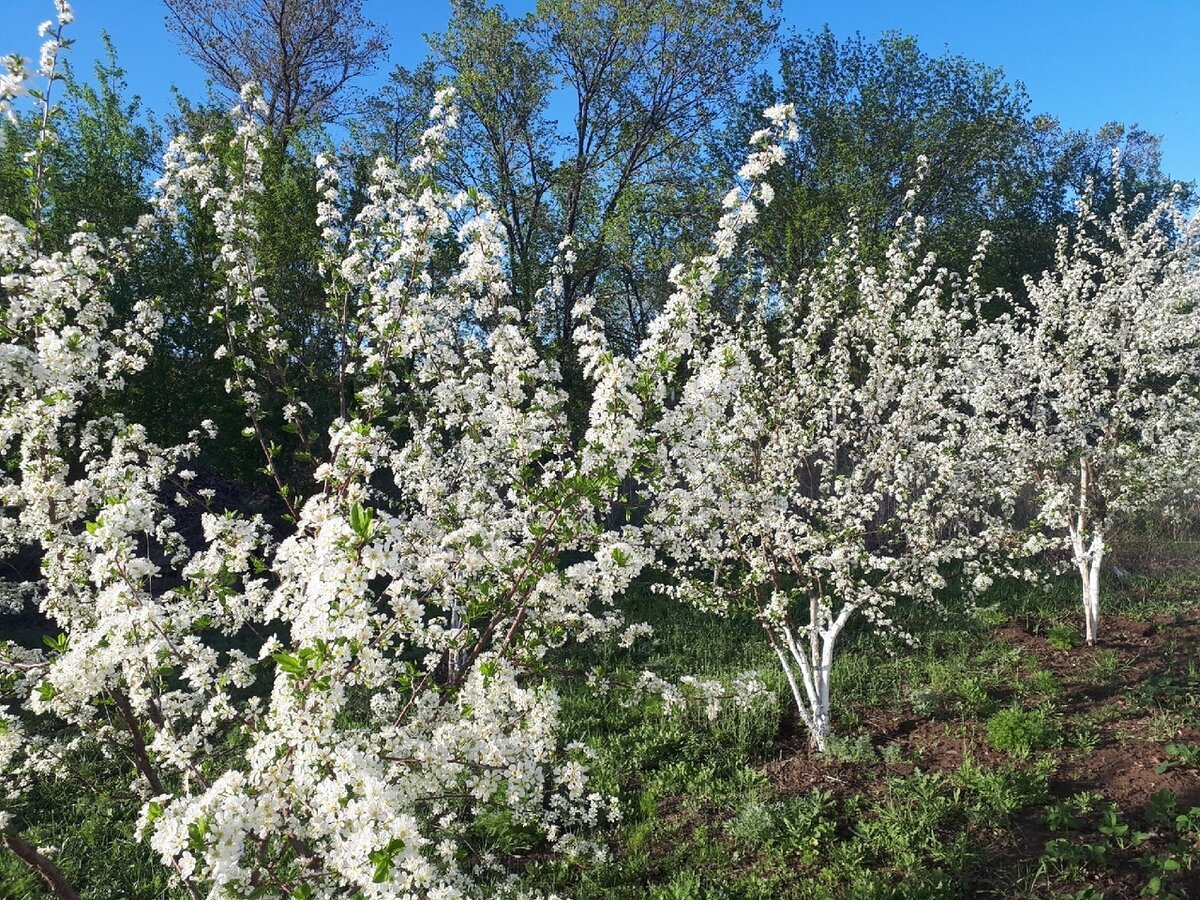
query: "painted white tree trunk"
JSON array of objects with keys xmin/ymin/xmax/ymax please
[
  {"xmin": 1069, "ymin": 525, "xmax": 1104, "ymax": 645},
  {"xmin": 1070, "ymin": 456, "xmax": 1105, "ymax": 645},
  {"xmin": 771, "ymin": 603, "xmax": 855, "ymax": 752}
]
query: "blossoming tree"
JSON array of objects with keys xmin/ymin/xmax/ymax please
[
  {"xmin": 1015, "ymin": 176, "xmax": 1200, "ymax": 645},
  {"xmin": 620, "ymin": 150, "xmax": 1026, "ymax": 750}
]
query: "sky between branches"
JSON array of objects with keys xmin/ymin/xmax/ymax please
[{"xmin": 1, "ymin": 0, "xmax": 1197, "ymax": 185}]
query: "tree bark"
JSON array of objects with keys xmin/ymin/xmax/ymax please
[
  {"xmin": 771, "ymin": 602, "xmax": 856, "ymax": 752},
  {"xmin": 2, "ymin": 826, "xmax": 80, "ymax": 900},
  {"xmin": 110, "ymin": 690, "xmax": 166, "ymax": 797}
]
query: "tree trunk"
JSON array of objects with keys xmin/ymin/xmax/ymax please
[
  {"xmin": 1070, "ymin": 456, "xmax": 1105, "ymax": 645},
  {"xmin": 770, "ymin": 603, "xmax": 855, "ymax": 752},
  {"xmin": 1070, "ymin": 524, "xmax": 1104, "ymax": 645},
  {"xmin": 809, "ymin": 598, "xmax": 820, "ymax": 671},
  {"xmin": 1084, "ymin": 530, "xmax": 1103, "ymax": 645}
]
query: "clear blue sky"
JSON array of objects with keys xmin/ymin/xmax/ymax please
[{"xmin": 3, "ymin": 0, "xmax": 1198, "ymax": 183}]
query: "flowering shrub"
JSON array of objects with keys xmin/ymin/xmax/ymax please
[{"xmin": 0, "ymin": 9, "xmax": 673, "ymax": 896}]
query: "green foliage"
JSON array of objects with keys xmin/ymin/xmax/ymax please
[
  {"xmin": 1029, "ymin": 669, "xmax": 1064, "ymax": 699},
  {"xmin": 0, "ymin": 739, "xmax": 170, "ymax": 899},
  {"xmin": 741, "ymin": 28, "xmax": 1031, "ymax": 288},
  {"xmin": 733, "ymin": 28, "xmax": 1192, "ymax": 301},
  {"xmin": 824, "ymin": 734, "xmax": 878, "ymax": 764},
  {"xmin": 952, "ymin": 676, "xmax": 995, "ymax": 718},
  {"xmin": 774, "ymin": 790, "xmax": 839, "ymax": 864},
  {"xmin": 1145, "ymin": 790, "xmax": 1179, "ymax": 826},
  {"xmin": 985, "ymin": 705, "xmax": 1059, "ymax": 757},
  {"xmin": 952, "ymin": 758, "xmax": 1051, "ymax": 820},
  {"xmin": 1047, "ymin": 624, "xmax": 1080, "ymax": 650},
  {"xmin": 1037, "ymin": 796, "xmax": 1199, "ymax": 900},
  {"xmin": 1131, "ymin": 672, "xmax": 1200, "ymax": 710},
  {"xmin": 1155, "ymin": 743, "xmax": 1200, "ymax": 774},
  {"xmin": 1090, "ymin": 649, "xmax": 1124, "ymax": 682},
  {"xmin": 728, "ymin": 797, "xmax": 777, "ymax": 846}
]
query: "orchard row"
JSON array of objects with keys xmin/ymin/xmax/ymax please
[{"xmin": 1, "ymin": 5, "xmax": 1197, "ymax": 898}]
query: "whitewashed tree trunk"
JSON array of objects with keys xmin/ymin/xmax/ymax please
[
  {"xmin": 809, "ymin": 597, "xmax": 820, "ymax": 671},
  {"xmin": 1070, "ymin": 456, "xmax": 1105, "ymax": 645},
  {"xmin": 1083, "ymin": 530, "xmax": 1103, "ymax": 644},
  {"xmin": 771, "ymin": 602, "xmax": 855, "ymax": 751},
  {"xmin": 1069, "ymin": 526, "xmax": 1104, "ymax": 644},
  {"xmin": 1069, "ymin": 523, "xmax": 1105, "ymax": 644}
]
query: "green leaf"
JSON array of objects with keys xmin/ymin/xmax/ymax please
[
  {"xmin": 349, "ymin": 503, "xmax": 373, "ymax": 540},
  {"xmin": 42, "ymin": 633, "xmax": 68, "ymax": 653},
  {"xmin": 273, "ymin": 652, "xmax": 305, "ymax": 677},
  {"xmin": 187, "ymin": 816, "xmax": 210, "ymax": 852},
  {"xmin": 369, "ymin": 837, "xmax": 406, "ymax": 883}
]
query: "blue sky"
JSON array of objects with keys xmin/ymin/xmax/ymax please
[{"xmin": 3, "ymin": 0, "xmax": 1198, "ymax": 183}]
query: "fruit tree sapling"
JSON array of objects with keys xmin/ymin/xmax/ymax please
[{"xmin": 1015, "ymin": 172, "xmax": 1200, "ymax": 645}]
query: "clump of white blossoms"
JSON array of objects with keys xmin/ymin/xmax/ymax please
[
  {"xmin": 1009, "ymin": 169, "xmax": 1200, "ymax": 645},
  {"xmin": 0, "ymin": 9, "xmax": 675, "ymax": 896}
]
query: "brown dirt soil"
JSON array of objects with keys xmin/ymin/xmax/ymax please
[{"xmin": 754, "ymin": 612, "xmax": 1200, "ymax": 898}]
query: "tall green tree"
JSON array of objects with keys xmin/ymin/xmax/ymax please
[
  {"xmin": 735, "ymin": 28, "xmax": 1194, "ymax": 296},
  {"xmin": 362, "ymin": 0, "xmax": 778, "ymax": 428},
  {"xmin": 0, "ymin": 35, "xmax": 158, "ymax": 246},
  {"xmin": 736, "ymin": 28, "xmax": 1032, "ymax": 285}
]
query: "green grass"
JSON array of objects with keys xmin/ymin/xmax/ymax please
[
  {"xmin": 518, "ymin": 570, "xmax": 1200, "ymax": 898},
  {"xmin": 5, "ymin": 566, "xmax": 1200, "ymax": 897},
  {"xmin": 0, "ymin": 748, "xmax": 170, "ymax": 900}
]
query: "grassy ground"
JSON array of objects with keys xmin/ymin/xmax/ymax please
[
  {"xmin": 3, "ymin": 560, "xmax": 1200, "ymax": 898},
  {"xmin": 521, "ymin": 569, "xmax": 1200, "ymax": 899}
]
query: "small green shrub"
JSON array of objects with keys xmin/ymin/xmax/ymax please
[
  {"xmin": 775, "ymin": 790, "xmax": 838, "ymax": 863},
  {"xmin": 1155, "ymin": 743, "xmax": 1200, "ymax": 774},
  {"xmin": 986, "ymin": 705, "xmax": 1058, "ymax": 757},
  {"xmin": 1029, "ymin": 669, "xmax": 1063, "ymax": 698},
  {"xmin": 728, "ymin": 797, "xmax": 777, "ymax": 847},
  {"xmin": 1066, "ymin": 723, "xmax": 1102, "ymax": 755},
  {"xmin": 1047, "ymin": 625, "xmax": 1079, "ymax": 650},
  {"xmin": 1145, "ymin": 789, "xmax": 1178, "ymax": 826},
  {"xmin": 908, "ymin": 686, "xmax": 947, "ymax": 717},
  {"xmin": 1091, "ymin": 649, "xmax": 1123, "ymax": 681},
  {"xmin": 971, "ymin": 603, "xmax": 1008, "ymax": 628},
  {"xmin": 954, "ymin": 758, "xmax": 1050, "ymax": 819},
  {"xmin": 954, "ymin": 675, "xmax": 994, "ymax": 716},
  {"xmin": 825, "ymin": 733, "xmax": 877, "ymax": 763}
]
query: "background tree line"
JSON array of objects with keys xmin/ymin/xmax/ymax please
[{"xmin": 2, "ymin": 0, "xmax": 1190, "ymax": 487}]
